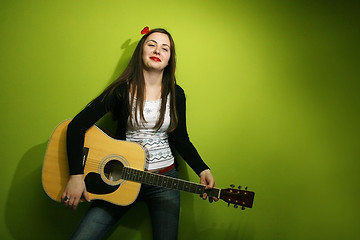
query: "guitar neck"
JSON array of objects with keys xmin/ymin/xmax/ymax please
[{"xmin": 122, "ymin": 167, "xmax": 220, "ymax": 198}]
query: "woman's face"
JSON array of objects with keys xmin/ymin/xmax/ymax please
[{"xmin": 142, "ymin": 32, "xmax": 171, "ymax": 72}]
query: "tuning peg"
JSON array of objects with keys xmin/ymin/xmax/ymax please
[
  {"xmin": 227, "ymin": 203, "xmax": 231, "ymax": 207},
  {"xmin": 230, "ymin": 184, "xmax": 235, "ymax": 188},
  {"xmin": 234, "ymin": 204, "xmax": 239, "ymax": 209},
  {"xmin": 245, "ymin": 186, "xmax": 248, "ymax": 190},
  {"xmin": 238, "ymin": 185, "xmax": 241, "ymax": 189},
  {"xmin": 241, "ymin": 206, "xmax": 246, "ymax": 210}
]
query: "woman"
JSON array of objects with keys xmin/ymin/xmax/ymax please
[{"xmin": 62, "ymin": 27, "xmax": 216, "ymax": 240}]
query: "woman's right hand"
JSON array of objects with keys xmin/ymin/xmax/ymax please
[{"xmin": 61, "ymin": 174, "xmax": 91, "ymax": 210}]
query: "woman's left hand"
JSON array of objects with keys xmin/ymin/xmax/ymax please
[{"xmin": 199, "ymin": 169, "xmax": 218, "ymax": 203}]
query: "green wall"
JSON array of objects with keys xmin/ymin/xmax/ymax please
[{"xmin": 1, "ymin": 0, "xmax": 359, "ymax": 239}]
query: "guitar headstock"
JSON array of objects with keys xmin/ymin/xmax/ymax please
[{"xmin": 220, "ymin": 185, "xmax": 255, "ymax": 209}]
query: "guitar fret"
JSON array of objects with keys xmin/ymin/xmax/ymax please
[
  {"xmin": 190, "ymin": 184, "xmax": 197, "ymax": 193},
  {"xmin": 158, "ymin": 175, "xmax": 164, "ymax": 186},
  {"xmin": 184, "ymin": 182, "xmax": 190, "ymax": 192},
  {"xmin": 172, "ymin": 179, "xmax": 177, "ymax": 189},
  {"xmin": 138, "ymin": 171, "xmax": 143, "ymax": 182},
  {"xmin": 178, "ymin": 180, "xmax": 184, "ymax": 191},
  {"xmin": 122, "ymin": 167, "xmax": 129, "ymax": 180},
  {"xmin": 129, "ymin": 168, "xmax": 135, "ymax": 181},
  {"xmin": 137, "ymin": 169, "xmax": 143, "ymax": 182},
  {"xmin": 148, "ymin": 173, "xmax": 155, "ymax": 185},
  {"xmin": 127, "ymin": 168, "xmax": 133, "ymax": 181},
  {"xmin": 128, "ymin": 168, "xmax": 134, "ymax": 180},
  {"xmin": 168, "ymin": 178, "xmax": 174, "ymax": 189},
  {"xmin": 155, "ymin": 174, "xmax": 161, "ymax": 186},
  {"xmin": 134, "ymin": 169, "xmax": 139, "ymax": 182},
  {"xmin": 152, "ymin": 174, "xmax": 158, "ymax": 185},
  {"xmin": 140, "ymin": 171, "xmax": 146, "ymax": 183}
]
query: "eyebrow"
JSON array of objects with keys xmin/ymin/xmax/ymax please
[{"xmin": 147, "ymin": 39, "xmax": 170, "ymax": 48}]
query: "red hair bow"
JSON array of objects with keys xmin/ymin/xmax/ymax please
[{"xmin": 141, "ymin": 26, "xmax": 150, "ymax": 35}]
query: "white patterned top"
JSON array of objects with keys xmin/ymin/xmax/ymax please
[{"xmin": 126, "ymin": 95, "xmax": 174, "ymax": 170}]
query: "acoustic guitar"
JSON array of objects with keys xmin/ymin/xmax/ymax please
[{"xmin": 42, "ymin": 120, "xmax": 255, "ymax": 209}]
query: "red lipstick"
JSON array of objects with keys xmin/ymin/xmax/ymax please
[{"xmin": 150, "ymin": 57, "xmax": 161, "ymax": 62}]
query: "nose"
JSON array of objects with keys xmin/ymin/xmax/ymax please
[{"xmin": 153, "ymin": 47, "xmax": 160, "ymax": 55}]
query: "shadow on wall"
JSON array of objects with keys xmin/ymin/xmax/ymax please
[
  {"xmin": 5, "ymin": 141, "xmax": 84, "ymax": 239},
  {"xmin": 4, "ymin": 136, "xmax": 194, "ymax": 240},
  {"xmin": 109, "ymin": 38, "xmax": 138, "ymax": 86}
]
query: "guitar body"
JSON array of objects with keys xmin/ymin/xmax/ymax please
[{"xmin": 42, "ymin": 119, "xmax": 146, "ymax": 206}]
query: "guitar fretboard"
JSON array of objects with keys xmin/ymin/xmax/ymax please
[{"xmin": 122, "ymin": 167, "xmax": 220, "ymax": 198}]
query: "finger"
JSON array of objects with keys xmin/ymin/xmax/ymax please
[
  {"xmin": 202, "ymin": 193, "xmax": 208, "ymax": 200},
  {"xmin": 64, "ymin": 199, "xmax": 71, "ymax": 208},
  {"xmin": 83, "ymin": 190, "xmax": 91, "ymax": 202},
  {"xmin": 67, "ymin": 197, "xmax": 77, "ymax": 211},
  {"xmin": 72, "ymin": 199, "xmax": 79, "ymax": 211},
  {"xmin": 200, "ymin": 193, "xmax": 207, "ymax": 200},
  {"xmin": 204, "ymin": 182, "xmax": 214, "ymax": 191},
  {"xmin": 61, "ymin": 192, "xmax": 68, "ymax": 203},
  {"xmin": 65, "ymin": 195, "xmax": 73, "ymax": 206},
  {"xmin": 62, "ymin": 195, "xmax": 70, "ymax": 206},
  {"xmin": 207, "ymin": 179, "xmax": 215, "ymax": 189}
]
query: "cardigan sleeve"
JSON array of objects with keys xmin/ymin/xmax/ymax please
[
  {"xmin": 66, "ymin": 98, "xmax": 108, "ymax": 175},
  {"xmin": 171, "ymin": 85, "xmax": 209, "ymax": 176}
]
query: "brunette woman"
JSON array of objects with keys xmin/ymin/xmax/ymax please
[{"xmin": 62, "ymin": 27, "xmax": 216, "ymax": 240}]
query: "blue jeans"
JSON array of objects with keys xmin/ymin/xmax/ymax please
[{"xmin": 70, "ymin": 168, "xmax": 180, "ymax": 240}]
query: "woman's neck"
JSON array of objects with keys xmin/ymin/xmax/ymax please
[{"xmin": 143, "ymin": 70, "xmax": 163, "ymax": 101}]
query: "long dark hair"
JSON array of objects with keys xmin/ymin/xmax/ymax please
[{"xmin": 98, "ymin": 28, "xmax": 178, "ymax": 132}]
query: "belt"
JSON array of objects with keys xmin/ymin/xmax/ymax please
[{"xmin": 149, "ymin": 164, "xmax": 175, "ymax": 175}]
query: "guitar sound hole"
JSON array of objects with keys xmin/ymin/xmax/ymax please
[{"xmin": 104, "ymin": 160, "xmax": 124, "ymax": 181}]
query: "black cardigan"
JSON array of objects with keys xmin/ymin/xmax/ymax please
[{"xmin": 66, "ymin": 84, "xmax": 209, "ymax": 176}]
